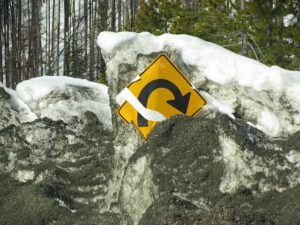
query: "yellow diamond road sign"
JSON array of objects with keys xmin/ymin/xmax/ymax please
[{"xmin": 117, "ymin": 54, "xmax": 206, "ymax": 140}]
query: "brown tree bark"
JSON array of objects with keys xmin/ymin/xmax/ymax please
[
  {"xmin": 4, "ymin": 0, "xmax": 11, "ymax": 87},
  {"xmin": 84, "ymin": 0, "xmax": 88, "ymax": 71},
  {"xmin": 117, "ymin": 0, "xmax": 122, "ymax": 31},
  {"xmin": 89, "ymin": 0, "xmax": 95, "ymax": 80},
  {"xmin": 17, "ymin": 0, "xmax": 23, "ymax": 82},
  {"xmin": 10, "ymin": 0, "xmax": 18, "ymax": 88},
  {"xmin": 240, "ymin": 0, "xmax": 247, "ymax": 55},
  {"xmin": 267, "ymin": 0, "xmax": 274, "ymax": 47},
  {"xmin": 57, "ymin": 0, "xmax": 61, "ymax": 75},
  {"xmin": 111, "ymin": 0, "xmax": 116, "ymax": 31},
  {"xmin": 0, "ymin": 2, "xmax": 3, "ymax": 84},
  {"xmin": 31, "ymin": 0, "xmax": 42, "ymax": 77},
  {"xmin": 49, "ymin": 0, "xmax": 55, "ymax": 75},
  {"xmin": 64, "ymin": 0, "xmax": 70, "ymax": 75}
]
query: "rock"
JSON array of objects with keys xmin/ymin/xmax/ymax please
[{"xmin": 120, "ymin": 110, "xmax": 300, "ymax": 225}]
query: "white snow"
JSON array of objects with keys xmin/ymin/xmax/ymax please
[
  {"xmin": 219, "ymin": 135, "xmax": 287, "ymax": 193},
  {"xmin": 55, "ymin": 198, "xmax": 77, "ymax": 213},
  {"xmin": 283, "ymin": 14, "xmax": 297, "ymax": 27},
  {"xmin": 286, "ymin": 150, "xmax": 300, "ymax": 168},
  {"xmin": 256, "ymin": 110, "xmax": 281, "ymax": 136},
  {"xmin": 98, "ymin": 32, "xmax": 137, "ymax": 54},
  {"xmin": 98, "ymin": 31, "xmax": 300, "ymax": 137},
  {"xmin": 16, "ymin": 76, "xmax": 106, "ymax": 102},
  {"xmin": 0, "ymin": 82, "xmax": 37, "ymax": 123},
  {"xmin": 200, "ymin": 91, "xmax": 235, "ymax": 119},
  {"xmin": 15, "ymin": 170, "xmax": 35, "ymax": 183},
  {"xmin": 16, "ymin": 76, "xmax": 112, "ymax": 130},
  {"xmin": 121, "ymin": 155, "xmax": 158, "ymax": 225}
]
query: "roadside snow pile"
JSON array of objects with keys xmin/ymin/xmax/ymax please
[
  {"xmin": 16, "ymin": 76, "xmax": 112, "ymax": 130},
  {"xmin": 0, "ymin": 82, "xmax": 37, "ymax": 127},
  {"xmin": 98, "ymin": 31, "xmax": 300, "ymax": 137}
]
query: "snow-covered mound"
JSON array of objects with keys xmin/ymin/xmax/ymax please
[
  {"xmin": 97, "ymin": 33, "xmax": 300, "ymax": 224},
  {"xmin": 98, "ymin": 31, "xmax": 300, "ymax": 137},
  {"xmin": 16, "ymin": 76, "xmax": 112, "ymax": 130},
  {"xmin": 0, "ymin": 82, "xmax": 37, "ymax": 129}
]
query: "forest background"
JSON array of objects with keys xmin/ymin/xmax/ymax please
[{"xmin": 1, "ymin": 0, "xmax": 299, "ymax": 88}]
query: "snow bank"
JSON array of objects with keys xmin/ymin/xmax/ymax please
[
  {"xmin": 98, "ymin": 31, "xmax": 300, "ymax": 136},
  {"xmin": 283, "ymin": 14, "xmax": 297, "ymax": 27},
  {"xmin": 0, "ymin": 82, "xmax": 37, "ymax": 124},
  {"xmin": 16, "ymin": 76, "xmax": 112, "ymax": 130}
]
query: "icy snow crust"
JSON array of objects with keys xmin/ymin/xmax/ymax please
[
  {"xmin": 98, "ymin": 31, "xmax": 300, "ymax": 137},
  {"xmin": 16, "ymin": 76, "xmax": 112, "ymax": 130},
  {"xmin": 0, "ymin": 82, "xmax": 37, "ymax": 123}
]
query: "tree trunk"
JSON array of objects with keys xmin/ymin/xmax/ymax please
[
  {"xmin": 296, "ymin": 0, "xmax": 300, "ymax": 28},
  {"xmin": 27, "ymin": 0, "xmax": 32, "ymax": 80},
  {"xmin": 57, "ymin": 0, "xmax": 61, "ymax": 75},
  {"xmin": 130, "ymin": 0, "xmax": 134, "ymax": 30},
  {"xmin": 31, "ymin": 0, "xmax": 41, "ymax": 77},
  {"xmin": 111, "ymin": 0, "xmax": 116, "ymax": 31},
  {"xmin": 117, "ymin": 0, "xmax": 122, "ymax": 31},
  {"xmin": 99, "ymin": 0, "xmax": 108, "ymax": 77},
  {"xmin": 17, "ymin": 0, "xmax": 23, "ymax": 82},
  {"xmin": 84, "ymin": 0, "xmax": 88, "ymax": 75},
  {"xmin": 267, "ymin": 0, "xmax": 274, "ymax": 47},
  {"xmin": 0, "ymin": 3, "xmax": 3, "ymax": 84},
  {"xmin": 89, "ymin": 0, "xmax": 95, "ymax": 80},
  {"xmin": 10, "ymin": 0, "xmax": 18, "ymax": 88},
  {"xmin": 4, "ymin": 0, "xmax": 11, "ymax": 87},
  {"xmin": 49, "ymin": 0, "xmax": 55, "ymax": 75},
  {"xmin": 47, "ymin": 0, "xmax": 51, "ymax": 75},
  {"xmin": 240, "ymin": 0, "xmax": 247, "ymax": 55},
  {"xmin": 64, "ymin": 0, "xmax": 70, "ymax": 76}
]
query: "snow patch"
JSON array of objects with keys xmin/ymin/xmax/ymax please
[
  {"xmin": 6, "ymin": 152, "xmax": 17, "ymax": 172},
  {"xmin": 286, "ymin": 150, "xmax": 300, "ymax": 167},
  {"xmin": 219, "ymin": 136, "xmax": 269, "ymax": 193},
  {"xmin": 121, "ymin": 155, "xmax": 158, "ymax": 225},
  {"xmin": 200, "ymin": 91, "xmax": 235, "ymax": 119},
  {"xmin": 219, "ymin": 135, "xmax": 300, "ymax": 193},
  {"xmin": 15, "ymin": 170, "xmax": 35, "ymax": 183},
  {"xmin": 256, "ymin": 110, "xmax": 281, "ymax": 136},
  {"xmin": 16, "ymin": 76, "xmax": 106, "ymax": 102},
  {"xmin": 0, "ymin": 83, "xmax": 37, "ymax": 123},
  {"xmin": 283, "ymin": 14, "xmax": 297, "ymax": 27},
  {"xmin": 55, "ymin": 198, "xmax": 77, "ymax": 213},
  {"xmin": 97, "ymin": 32, "xmax": 137, "ymax": 54},
  {"xmin": 16, "ymin": 76, "xmax": 112, "ymax": 130}
]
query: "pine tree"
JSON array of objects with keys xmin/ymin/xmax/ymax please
[{"xmin": 135, "ymin": 0, "xmax": 164, "ymax": 34}]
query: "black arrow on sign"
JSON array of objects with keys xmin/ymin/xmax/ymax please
[{"xmin": 137, "ymin": 79, "xmax": 191, "ymax": 127}]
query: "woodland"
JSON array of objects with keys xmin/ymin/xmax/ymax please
[{"xmin": 1, "ymin": 0, "xmax": 299, "ymax": 88}]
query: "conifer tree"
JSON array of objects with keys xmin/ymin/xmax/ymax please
[{"xmin": 136, "ymin": 0, "xmax": 164, "ymax": 34}]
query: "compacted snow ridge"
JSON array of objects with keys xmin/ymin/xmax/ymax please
[
  {"xmin": 98, "ymin": 31, "xmax": 300, "ymax": 137},
  {"xmin": 0, "ymin": 82, "xmax": 37, "ymax": 123},
  {"xmin": 16, "ymin": 76, "xmax": 112, "ymax": 130}
]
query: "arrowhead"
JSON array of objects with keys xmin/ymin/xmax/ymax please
[{"xmin": 167, "ymin": 92, "xmax": 191, "ymax": 114}]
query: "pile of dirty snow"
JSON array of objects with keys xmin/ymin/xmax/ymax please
[
  {"xmin": 16, "ymin": 76, "xmax": 112, "ymax": 130},
  {"xmin": 98, "ymin": 31, "xmax": 300, "ymax": 137}
]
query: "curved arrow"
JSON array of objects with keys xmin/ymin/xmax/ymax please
[{"xmin": 137, "ymin": 79, "xmax": 191, "ymax": 127}]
